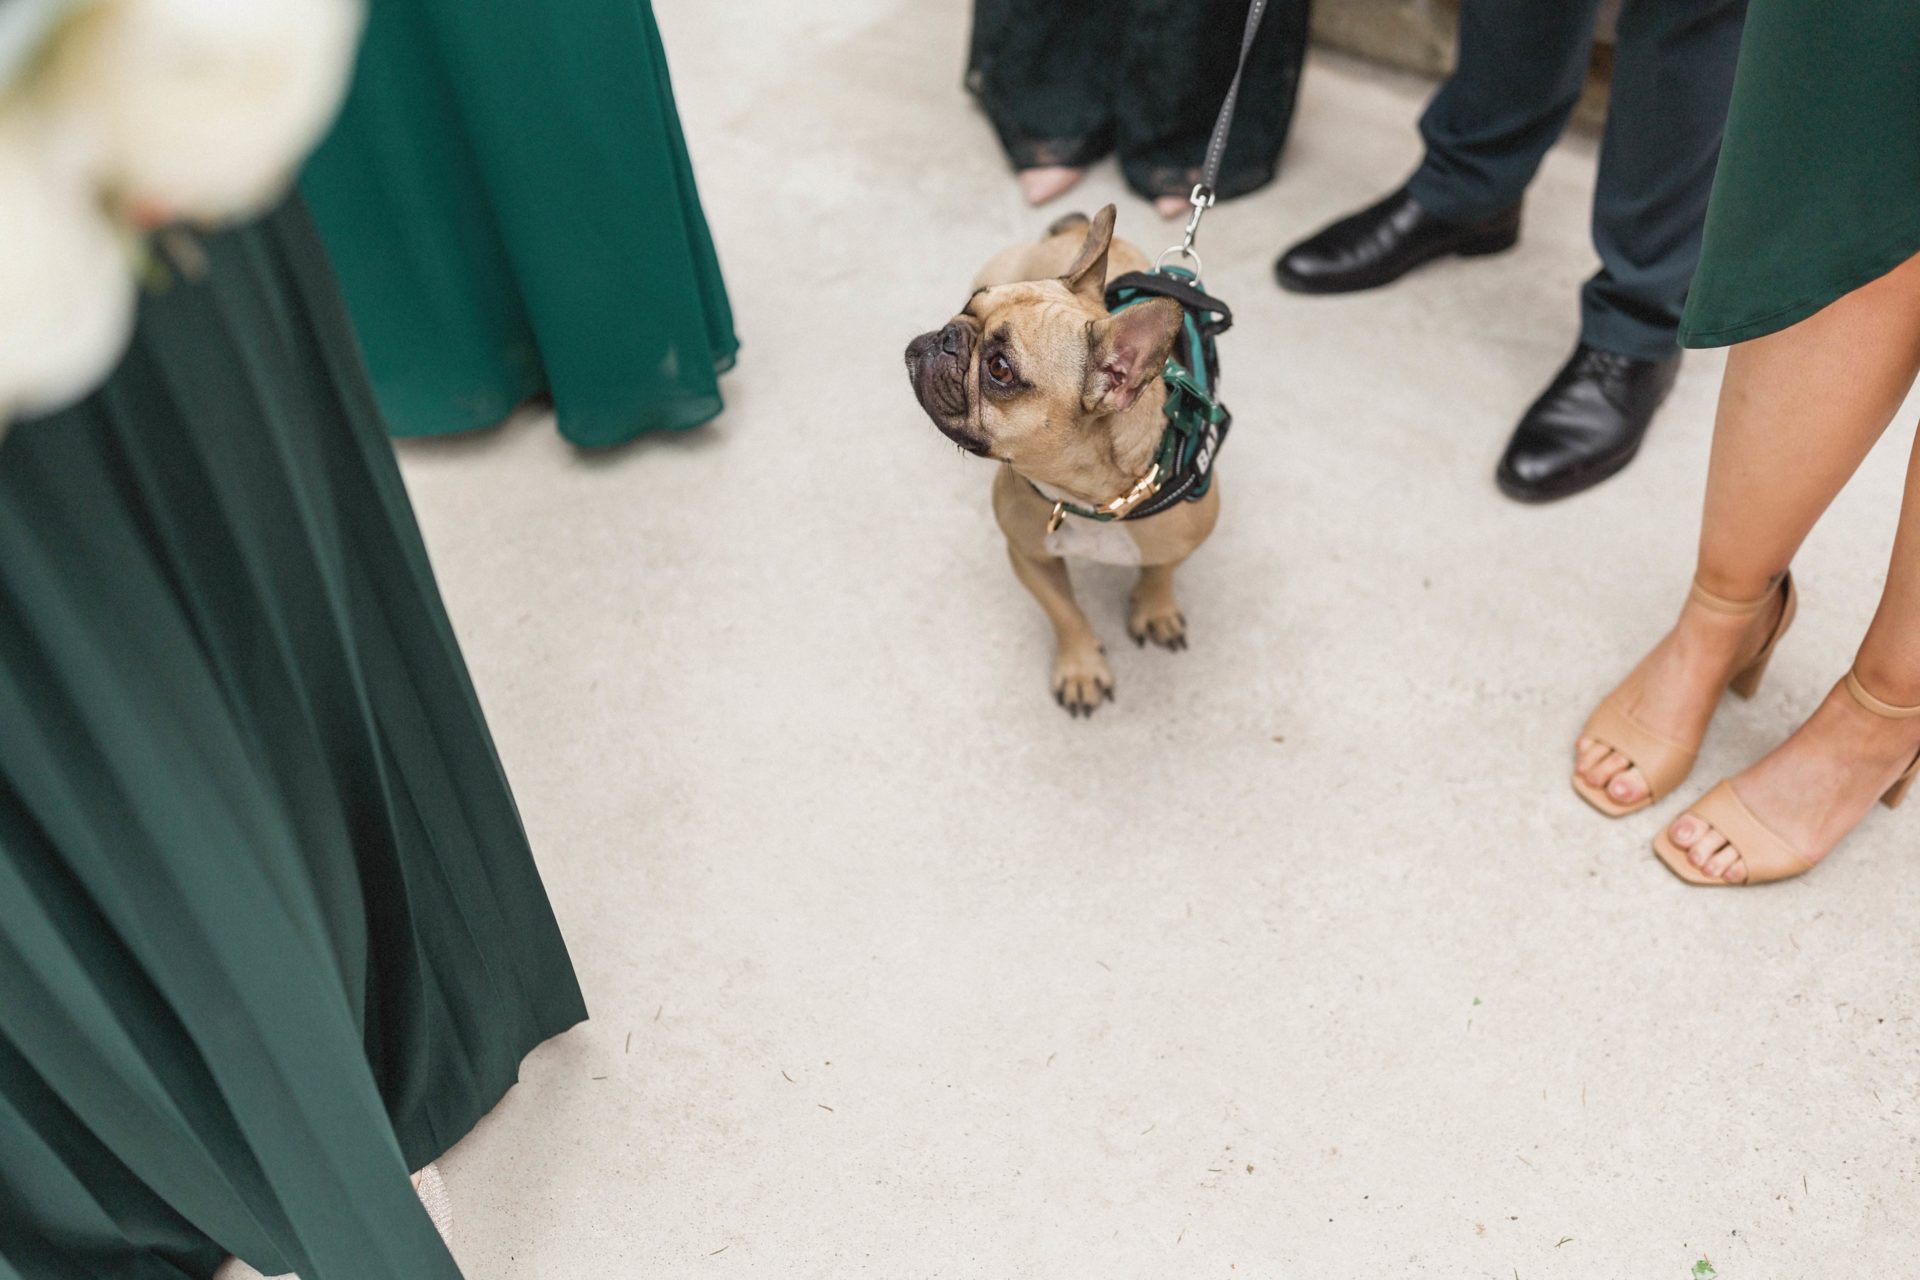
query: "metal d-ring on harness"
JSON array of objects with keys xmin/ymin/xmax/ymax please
[{"xmin": 1041, "ymin": 0, "xmax": 1268, "ymax": 536}]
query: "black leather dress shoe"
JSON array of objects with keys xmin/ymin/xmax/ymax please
[
  {"xmin": 1496, "ymin": 344, "xmax": 1682, "ymax": 503},
  {"xmin": 1274, "ymin": 187, "xmax": 1521, "ymax": 294}
]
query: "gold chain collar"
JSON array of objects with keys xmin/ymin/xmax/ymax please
[{"xmin": 1043, "ymin": 463, "xmax": 1164, "ymax": 534}]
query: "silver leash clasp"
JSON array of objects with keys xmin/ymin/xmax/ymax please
[{"xmin": 1154, "ymin": 182, "xmax": 1215, "ymax": 279}]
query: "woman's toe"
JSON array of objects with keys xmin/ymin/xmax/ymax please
[
  {"xmin": 1588, "ymin": 750, "xmax": 1632, "ymax": 789},
  {"xmin": 1018, "ymin": 166, "xmax": 1082, "ymax": 206},
  {"xmin": 1687, "ymin": 829, "xmax": 1727, "ymax": 870},
  {"xmin": 1606, "ymin": 765, "xmax": 1648, "ymax": 806},
  {"xmin": 1702, "ymin": 841, "xmax": 1744, "ymax": 881},
  {"xmin": 1721, "ymin": 852, "xmax": 1750, "ymax": 884},
  {"xmin": 1668, "ymin": 812, "xmax": 1705, "ymax": 849},
  {"xmin": 1575, "ymin": 739, "xmax": 1612, "ymax": 778}
]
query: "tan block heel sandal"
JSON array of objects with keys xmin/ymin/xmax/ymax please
[
  {"xmin": 1573, "ymin": 573, "xmax": 1797, "ymax": 817},
  {"xmin": 1652, "ymin": 669, "xmax": 1920, "ymax": 886}
]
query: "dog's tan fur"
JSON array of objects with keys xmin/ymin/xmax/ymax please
[{"xmin": 905, "ymin": 206, "xmax": 1221, "ymax": 714}]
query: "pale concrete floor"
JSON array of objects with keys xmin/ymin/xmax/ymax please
[{"xmin": 395, "ymin": 3, "xmax": 1920, "ymax": 1275}]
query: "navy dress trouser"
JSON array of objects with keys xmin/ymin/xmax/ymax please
[{"xmin": 1406, "ymin": 0, "xmax": 1747, "ymax": 360}]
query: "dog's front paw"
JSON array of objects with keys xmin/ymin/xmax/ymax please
[
  {"xmin": 1128, "ymin": 600, "xmax": 1188, "ymax": 651},
  {"xmin": 1052, "ymin": 646, "xmax": 1114, "ymax": 717}
]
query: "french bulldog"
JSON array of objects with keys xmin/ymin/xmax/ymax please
[{"xmin": 904, "ymin": 204, "xmax": 1220, "ymax": 716}]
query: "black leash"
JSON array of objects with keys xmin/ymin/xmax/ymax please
[
  {"xmin": 1159, "ymin": 0, "xmax": 1270, "ymax": 279},
  {"xmin": 1036, "ymin": 2, "xmax": 1266, "ymax": 534}
]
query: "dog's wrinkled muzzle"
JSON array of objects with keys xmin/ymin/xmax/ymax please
[{"xmin": 904, "ymin": 319, "xmax": 989, "ymax": 454}]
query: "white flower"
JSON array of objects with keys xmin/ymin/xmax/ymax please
[
  {"xmin": 46, "ymin": 0, "xmax": 362, "ymax": 225},
  {"xmin": 0, "ymin": 118, "xmax": 136, "ymax": 421}
]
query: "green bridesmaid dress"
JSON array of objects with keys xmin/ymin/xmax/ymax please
[
  {"xmin": 0, "ymin": 202, "xmax": 586, "ymax": 1280},
  {"xmin": 300, "ymin": 0, "xmax": 737, "ymax": 447},
  {"xmin": 1679, "ymin": 0, "xmax": 1920, "ymax": 347}
]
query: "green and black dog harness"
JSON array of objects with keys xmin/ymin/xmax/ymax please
[{"xmin": 1040, "ymin": 266, "xmax": 1233, "ymax": 534}]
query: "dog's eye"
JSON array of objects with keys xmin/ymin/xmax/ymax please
[{"xmin": 985, "ymin": 353, "xmax": 1014, "ymax": 386}]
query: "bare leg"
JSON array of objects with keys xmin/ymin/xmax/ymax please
[
  {"xmin": 1128, "ymin": 562, "xmax": 1188, "ymax": 650},
  {"xmin": 1007, "ymin": 541, "xmax": 1112, "ymax": 715},
  {"xmin": 1577, "ymin": 251, "xmax": 1920, "ymax": 807},
  {"xmin": 1854, "ymin": 444, "xmax": 1920, "ymax": 704},
  {"xmin": 1694, "ymin": 262, "xmax": 1920, "ymax": 602}
]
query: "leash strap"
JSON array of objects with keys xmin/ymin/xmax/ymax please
[
  {"xmin": 1160, "ymin": 0, "xmax": 1271, "ymax": 275},
  {"xmin": 1048, "ymin": 7, "xmax": 1269, "ymax": 526},
  {"xmin": 1201, "ymin": 0, "xmax": 1270, "ymax": 197}
]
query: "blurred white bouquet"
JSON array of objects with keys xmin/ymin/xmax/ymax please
[{"xmin": 0, "ymin": 0, "xmax": 362, "ymax": 425}]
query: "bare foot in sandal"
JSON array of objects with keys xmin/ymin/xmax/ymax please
[
  {"xmin": 1658, "ymin": 671, "xmax": 1920, "ymax": 884},
  {"xmin": 1573, "ymin": 575, "xmax": 1793, "ymax": 815},
  {"xmin": 1018, "ymin": 166, "xmax": 1084, "ymax": 206}
]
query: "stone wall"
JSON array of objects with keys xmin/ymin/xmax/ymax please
[{"xmin": 1310, "ymin": 0, "xmax": 1620, "ymax": 129}]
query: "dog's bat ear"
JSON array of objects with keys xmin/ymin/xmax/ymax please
[
  {"xmin": 1059, "ymin": 204, "xmax": 1116, "ymax": 308},
  {"xmin": 1082, "ymin": 296, "xmax": 1181, "ymax": 415}
]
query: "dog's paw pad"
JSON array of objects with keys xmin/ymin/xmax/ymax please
[
  {"xmin": 1052, "ymin": 652, "xmax": 1115, "ymax": 717},
  {"xmin": 1128, "ymin": 606, "xmax": 1188, "ymax": 652}
]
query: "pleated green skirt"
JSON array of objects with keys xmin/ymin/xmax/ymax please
[
  {"xmin": 0, "ymin": 202, "xmax": 586, "ymax": 1280},
  {"xmin": 1679, "ymin": 0, "xmax": 1920, "ymax": 347},
  {"xmin": 300, "ymin": 0, "xmax": 738, "ymax": 448}
]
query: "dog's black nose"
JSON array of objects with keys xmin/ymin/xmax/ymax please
[{"xmin": 939, "ymin": 322, "xmax": 967, "ymax": 357}]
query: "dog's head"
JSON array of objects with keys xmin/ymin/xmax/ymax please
[{"xmin": 904, "ymin": 205, "xmax": 1183, "ymax": 481}]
